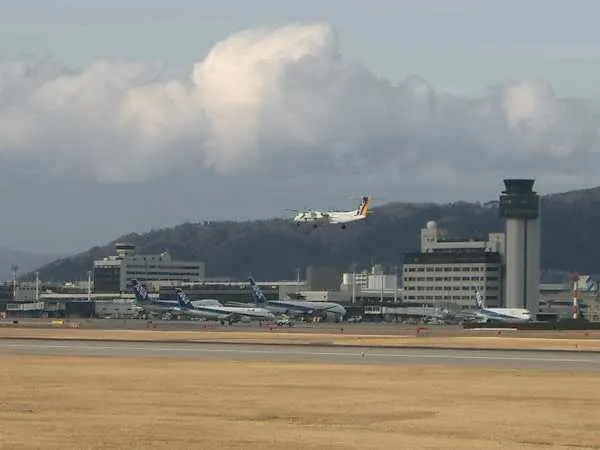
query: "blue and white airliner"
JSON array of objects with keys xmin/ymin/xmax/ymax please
[
  {"xmin": 130, "ymin": 279, "xmax": 182, "ymax": 319},
  {"xmin": 464, "ymin": 290, "xmax": 533, "ymax": 324},
  {"xmin": 247, "ymin": 277, "xmax": 347, "ymax": 322},
  {"xmin": 176, "ymin": 287, "xmax": 275, "ymax": 325}
]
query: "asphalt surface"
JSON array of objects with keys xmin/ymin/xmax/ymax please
[{"xmin": 2, "ymin": 338, "xmax": 600, "ymax": 370}]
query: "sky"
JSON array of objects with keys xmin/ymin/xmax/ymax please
[{"xmin": 2, "ymin": 0, "xmax": 600, "ymax": 254}]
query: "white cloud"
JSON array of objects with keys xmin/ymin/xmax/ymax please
[{"xmin": 0, "ymin": 23, "xmax": 598, "ymax": 186}]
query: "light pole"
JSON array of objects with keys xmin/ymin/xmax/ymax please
[
  {"xmin": 87, "ymin": 271, "xmax": 92, "ymax": 302},
  {"xmin": 393, "ymin": 265, "xmax": 398, "ymax": 303},
  {"xmin": 351, "ymin": 263, "xmax": 357, "ymax": 304},
  {"xmin": 35, "ymin": 271, "xmax": 40, "ymax": 302},
  {"xmin": 11, "ymin": 265, "xmax": 18, "ymax": 300}
]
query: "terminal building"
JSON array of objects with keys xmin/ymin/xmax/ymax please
[
  {"xmin": 402, "ymin": 221, "xmax": 505, "ymax": 308},
  {"xmin": 93, "ymin": 243, "xmax": 205, "ymax": 293}
]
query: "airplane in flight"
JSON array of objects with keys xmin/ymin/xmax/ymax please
[
  {"xmin": 289, "ymin": 196, "xmax": 370, "ymax": 229},
  {"xmin": 247, "ymin": 277, "xmax": 347, "ymax": 322},
  {"xmin": 175, "ymin": 287, "xmax": 275, "ymax": 326}
]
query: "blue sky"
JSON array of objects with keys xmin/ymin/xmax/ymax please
[{"xmin": 1, "ymin": 0, "xmax": 600, "ymax": 254}]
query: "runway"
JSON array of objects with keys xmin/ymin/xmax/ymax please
[{"xmin": 2, "ymin": 338, "xmax": 600, "ymax": 370}]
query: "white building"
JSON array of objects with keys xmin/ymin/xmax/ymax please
[
  {"xmin": 402, "ymin": 221, "xmax": 505, "ymax": 308},
  {"xmin": 340, "ymin": 265, "xmax": 401, "ymax": 302},
  {"xmin": 341, "ymin": 271, "xmax": 369, "ymax": 290},
  {"xmin": 13, "ymin": 283, "xmax": 40, "ymax": 302},
  {"xmin": 93, "ymin": 243, "xmax": 205, "ymax": 293}
]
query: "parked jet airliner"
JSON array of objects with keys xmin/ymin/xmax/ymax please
[
  {"xmin": 130, "ymin": 279, "xmax": 181, "ymax": 319},
  {"xmin": 247, "ymin": 277, "xmax": 346, "ymax": 322},
  {"xmin": 176, "ymin": 287, "xmax": 275, "ymax": 325},
  {"xmin": 466, "ymin": 290, "xmax": 533, "ymax": 324}
]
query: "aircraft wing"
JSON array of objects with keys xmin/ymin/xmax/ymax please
[
  {"xmin": 320, "ymin": 304, "xmax": 343, "ymax": 312},
  {"xmin": 224, "ymin": 301, "xmax": 250, "ymax": 307}
]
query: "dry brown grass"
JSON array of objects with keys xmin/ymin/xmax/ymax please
[
  {"xmin": 0, "ymin": 355, "xmax": 599, "ymax": 449},
  {"xmin": 2, "ymin": 327, "xmax": 600, "ymax": 352}
]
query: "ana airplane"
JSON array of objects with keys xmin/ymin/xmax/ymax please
[
  {"xmin": 130, "ymin": 279, "xmax": 224, "ymax": 319},
  {"xmin": 130, "ymin": 279, "xmax": 182, "ymax": 320},
  {"xmin": 290, "ymin": 196, "xmax": 370, "ymax": 229},
  {"xmin": 175, "ymin": 287, "xmax": 275, "ymax": 325},
  {"xmin": 464, "ymin": 290, "xmax": 533, "ymax": 324},
  {"xmin": 247, "ymin": 277, "xmax": 347, "ymax": 322}
]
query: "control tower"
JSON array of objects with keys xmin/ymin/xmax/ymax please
[{"xmin": 499, "ymin": 179, "xmax": 541, "ymax": 311}]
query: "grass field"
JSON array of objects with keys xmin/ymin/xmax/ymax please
[
  {"xmin": 1, "ymin": 355, "xmax": 599, "ymax": 449},
  {"xmin": 2, "ymin": 327, "xmax": 600, "ymax": 352}
]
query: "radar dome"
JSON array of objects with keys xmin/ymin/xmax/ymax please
[{"xmin": 426, "ymin": 220, "xmax": 437, "ymax": 229}]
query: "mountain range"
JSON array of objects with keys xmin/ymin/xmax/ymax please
[
  {"xmin": 26, "ymin": 186, "xmax": 600, "ymax": 283},
  {"xmin": 0, "ymin": 246, "xmax": 61, "ymax": 281}
]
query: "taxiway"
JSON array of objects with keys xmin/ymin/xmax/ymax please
[{"xmin": 2, "ymin": 338, "xmax": 600, "ymax": 370}]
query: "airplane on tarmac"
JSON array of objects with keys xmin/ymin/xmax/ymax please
[
  {"xmin": 455, "ymin": 290, "xmax": 533, "ymax": 324},
  {"xmin": 175, "ymin": 287, "xmax": 275, "ymax": 326},
  {"xmin": 289, "ymin": 196, "xmax": 370, "ymax": 229},
  {"xmin": 247, "ymin": 277, "xmax": 347, "ymax": 322},
  {"xmin": 130, "ymin": 279, "xmax": 223, "ymax": 320},
  {"xmin": 130, "ymin": 279, "xmax": 182, "ymax": 320}
]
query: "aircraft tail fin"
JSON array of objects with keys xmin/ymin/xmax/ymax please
[
  {"xmin": 475, "ymin": 289, "xmax": 486, "ymax": 309},
  {"xmin": 130, "ymin": 279, "xmax": 151, "ymax": 304},
  {"xmin": 248, "ymin": 277, "xmax": 268, "ymax": 305},
  {"xmin": 356, "ymin": 196, "xmax": 370, "ymax": 216},
  {"xmin": 175, "ymin": 288, "xmax": 192, "ymax": 308}
]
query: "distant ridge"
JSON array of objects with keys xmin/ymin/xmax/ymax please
[
  {"xmin": 29, "ymin": 187, "xmax": 600, "ymax": 282},
  {"xmin": 0, "ymin": 246, "xmax": 61, "ymax": 281}
]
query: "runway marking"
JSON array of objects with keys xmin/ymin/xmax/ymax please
[{"xmin": 2, "ymin": 342, "xmax": 600, "ymax": 365}]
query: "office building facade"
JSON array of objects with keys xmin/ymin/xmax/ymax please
[
  {"xmin": 93, "ymin": 243, "xmax": 205, "ymax": 293},
  {"xmin": 402, "ymin": 221, "xmax": 505, "ymax": 308}
]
